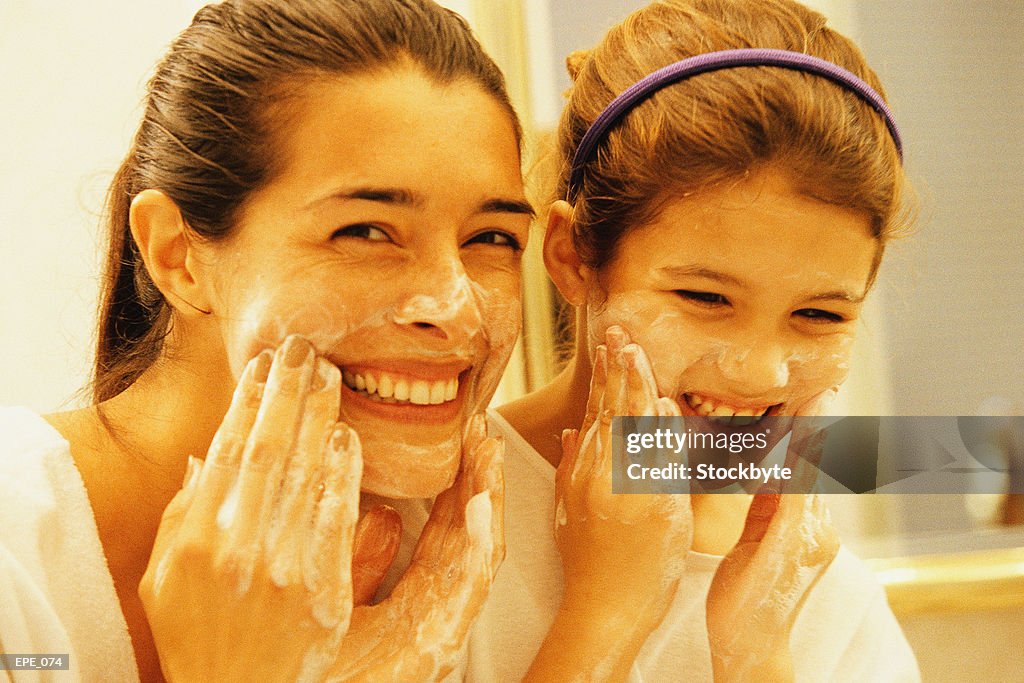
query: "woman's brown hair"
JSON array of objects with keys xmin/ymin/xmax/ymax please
[
  {"xmin": 557, "ymin": 0, "xmax": 909, "ymax": 272},
  {"xmin": 94, "ymin": 0, "xmax": 519, "ymax": 402}
]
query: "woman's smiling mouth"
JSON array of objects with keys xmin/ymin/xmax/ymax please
[
  {"xmin": 341, "ymin": 368, "xmax": 459, "ymax": 405},
  {"xmin": 335, "ymin": 360, "xmax": 472, "ymax": 424}
]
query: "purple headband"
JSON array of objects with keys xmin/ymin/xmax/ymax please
[{"xmin": 567, "ymin": 48, "xmax": 903, "ymax": 200}]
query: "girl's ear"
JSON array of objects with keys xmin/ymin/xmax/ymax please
[
  {"xmin": 129, "ymin": 189, "xmax": 212, "ymax": 316},
  {"xmin": 544, "ymin": 200, "xmax": 593, "ymax": 306}
]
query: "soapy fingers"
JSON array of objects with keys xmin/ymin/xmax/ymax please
[
  {"xmin": 707, "ymin": 491, "xmax": 839, "ymax": 682},
  {"xmin": 326, "ymin": 413, "xmax": 506, "ymax": 681},
  {"xmin": 140, "ymin": 336, "xmax": 363, "ymax": 683}
]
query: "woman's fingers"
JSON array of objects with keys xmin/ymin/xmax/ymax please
[
  {"xmin": 351, "ymin": 505, "xmax": 402, "ymax": 606},
  {"xmin": 186, "ymin": 351, "xmax": 271, "ymax": 531},
  {"xmin": 478, "ymin": 436, "xmax": 506, "ymax": 572},
  {"xmin": 308, "ymin": 424, "xmax": 363, "ymax": 629},
  {"xmin": 267, "ymin": 358, "xmax": 340, "ymax": 586},
  {"xmin": 228, "ymin": 336, "xmax": 316, "ymax": 556}
]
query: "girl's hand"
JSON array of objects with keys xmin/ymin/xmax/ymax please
[
  {"xmin": 140, "ymin": 335, "xmax": 399, "ymax": 682},
  {"xmin": 527, "ymin": 326, "xmax": 692, "ymax": 681},
  {"xmin": 706, "ymin": 490, "xmax": 840, "ymax": 682},
  {"xmin": 326, "ymin": 413, "xmax": 505, "ymax": 681}
]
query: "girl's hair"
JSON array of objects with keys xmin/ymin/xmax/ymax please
[
  {"xmin": 557, "ymin": 0, "xmax": 909, "ymax": 272},
  {"xmin": 94, "ymin": 0, "xmax": 519, "ymax": 402}
]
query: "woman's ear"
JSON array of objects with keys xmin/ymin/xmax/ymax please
[
  {"xmin": 129, "ymin": 189, "xmax": 211, "ymax": 316},
  {"xmin": 544, "ymin": 200, "xmax": 593, "ymax": 306}
]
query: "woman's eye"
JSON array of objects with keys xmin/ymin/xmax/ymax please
[
  {"xmin": 464, "ymin": 230, "xmax": 522, "ymax": 250},
  {"xmin": 676, "ymin": 290, "xmax": 729, "ymax": 307},
  {"xmin": 794, "ymin": 308, "xmax": 845, "ymax": 323},
  {"xmin": 331, "ymin": 224, "xmax": 392, "ymax": 242}
]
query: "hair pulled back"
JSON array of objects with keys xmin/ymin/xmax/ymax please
[
  {"xmin": 557, "ymin": 0, "xmax": 908, "ymax": 271},
  {"xmin": 94, "ymin": 0, "xmax": 518, "ymax": 402}
]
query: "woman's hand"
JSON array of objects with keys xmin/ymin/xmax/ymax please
[
  {"xmin": 326, "ymin": 412, "xmax": 505, "ymax": 681},
  {"xmin": 140, "ymin": 336, "xmax": 401, "ymax": 682},
  {"xmin": 706, "ymin": 489, "xmax": 839, "ymax": 681},
  {"xmin": 527, "ymin": 326, "xmax": 692, "ymax": 681}
]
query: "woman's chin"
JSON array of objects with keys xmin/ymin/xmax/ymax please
[{"xmin": 357, "ymin": 436, "xmax": 461, "ymax": 499}]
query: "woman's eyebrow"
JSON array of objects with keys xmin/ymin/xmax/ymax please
[
  {"xmin": 304, "ymin": 187, "xmax": 534, "ymax": 217},
  {"xmin": 305, "ymin": 186, "xmax": 423, "ymax": 209},
  {"xmin": 480, "ymin": 197, "xmax": 536, "ymax": 217}
]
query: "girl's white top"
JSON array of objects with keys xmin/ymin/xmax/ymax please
[{"xmin": 0, "ymin": 407, "xmax": 139, "ymax": 683}]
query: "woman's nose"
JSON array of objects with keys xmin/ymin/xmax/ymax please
[
  {"xmin": 391, "ymin": 260, "xmax": 483, "ymax": 341},
  {"xmin": 717, "ymin": 341, "xmax": 790, "ymax": 395}
]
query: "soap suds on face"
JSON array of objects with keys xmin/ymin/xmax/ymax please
[
  {"xmin": 215, "ymin": 250, "xmax": 522, "ymax": 498},
  {"xmin": 587, "ymin": 291, "xmax": 857, "ymax": 414}
]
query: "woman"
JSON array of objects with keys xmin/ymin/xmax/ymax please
[
  {"xmin": 485, "ymin": 0, "xmax": 919, "ymax": 680},
  {"xmin": 0, "ymin": 1, "xmax": 531, "ymax": 680}
]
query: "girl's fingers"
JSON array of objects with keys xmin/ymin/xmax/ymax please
[
  {"xmin": 228, "ymin": 336, "xmax": 316, "ymax": 552},
  {"xmin": 186, "ymin": 351, "xmax": 271, "ymax": 529},
  {"xmin": 623, "ymin": 343, "xmax": 658, "ymax": 415},
  {"xmin": 581, "ymin": 345, "xmax": 608, "ymax": 438},
  {"xmin": 555, "ymin": 428, "xmax": 579, "ymax": 496},
  {"xmin": 308, "ymin": 424, "xmax": 362, "ymax": 629},
  {"xmin": 783, "ymin": 422, "xmax": 828, "ymax": 494},
  {"xmin": 737, "ymin": 486, "xmax": 782, "ymax": 544},
  {"xmin": 603, "ymin": 327, "xmax": 629, "ymax": 416},
  {"xmin": 267, "ymin": 358, "xmax": 341, "ymax": 586},
  {"xmin": 351, "ymin": 505, "xmax": 402, "ymax": 606}
]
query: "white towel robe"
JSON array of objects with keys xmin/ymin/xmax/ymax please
[{"xmin": 0, "ymin": 407, "xmax": 139, "ymax": 683}]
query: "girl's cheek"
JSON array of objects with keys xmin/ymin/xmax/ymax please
[
  {"xmin": 587, "ymin": 291, "xmax": 720, "ymax": 396},
  {"xmin": 788, "ymin": 333, "xmax": 856, "ymax": 395}
]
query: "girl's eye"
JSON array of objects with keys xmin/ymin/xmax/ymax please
[
  {"xmin": 331, "ymin": 224, "xmax": 392, "ymax": 242},
  {"xmin": 464, "ymin": 230, "xmax": 522, "ymax": 250},
  {"xmin": 676, "ymin": 290, "xmax": 729, "ymax": 307},
  {"xmin": 794, "ymin": 308, "xmax": 845, "ymax": 323}
]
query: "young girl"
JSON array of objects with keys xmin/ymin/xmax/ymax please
[
  {"xmin": 485, "ymin": 0, "xmax": 919, "ymax": 680},
  {"xmin": 0, "ymin": 1, "xmax": 531, "ymax": 680}
]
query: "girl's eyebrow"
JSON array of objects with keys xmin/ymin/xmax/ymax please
[
  {"xmin": 805, "ymin": 290, "xmax": 866, "ymax": 304},
  {"xmin": 660, "ymin": 265, "xmax": 866, "ymax": 303},
  {"xmin": 305, "ymin": 186, "xmax": 535, "ymax": 217},
  {"xmin": 658, "ymin": 265, "xmax": 747, "ymax": 288}
]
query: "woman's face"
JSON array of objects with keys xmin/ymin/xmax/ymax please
[
  {"xmin": 203, "ymin": 68, "xmax": 531, "ymax": 497},
  {"xmin": 587, "ymin": 169, "xmax": 878, "ymax": 418}
]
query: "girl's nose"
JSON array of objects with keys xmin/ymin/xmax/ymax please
[{"xmin": 717, "ymin": 341, "xmax": 790, "ymax": 396}]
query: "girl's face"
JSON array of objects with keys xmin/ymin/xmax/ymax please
[
  {"xmin": 202, "ymin": 68, "xmax": 531, "ymax": 497},
  {"xmin": 587, "ymin": 169, "xmax": 878, "ymax": 418}
]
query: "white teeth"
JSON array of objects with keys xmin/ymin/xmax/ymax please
[
  {"xmin": 685, "ymin": 394, "xmax": 771, "ymax": 420},
  {"xmin": 410, "ymin": 380, "xmax": 430, "ymax": 405},
  {"xmin": 378, "ymin": 374, "xmax": 394, "ymax": 399},
  {"xmin": 341, "ymin": 369, "xmax": 461, "ymax": 406},
  {"xmin": 393, "ymin": 379, "xmax": 410, "ymax": 402}
]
